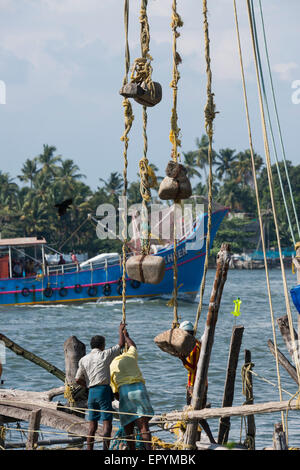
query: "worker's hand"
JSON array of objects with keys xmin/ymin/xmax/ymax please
[{"xmin": 119, "ymin": 322, "xmax": 126, "ymax": 332}]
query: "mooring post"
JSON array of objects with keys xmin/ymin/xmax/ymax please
[
  {"xmin": 183, "ymin": 243, "xmax": 231, "ymax": 449},
  {"xmin": 273, "ymin": 422, "xmax": 288, "ymax": 450},
  {"xmin": 26, "ymin": 408, "xmax": 41, "ymax": 450},
  {"xmin": 276, "ymin": 316, "xmax": 298, "ymax": 362},
  {"xmin": 217, "ymin": 325, "xmax": 244, "ymax": 445},
  {"xmin": 242, "ymin": 349, "xmax": 255, "ymax": 449}
]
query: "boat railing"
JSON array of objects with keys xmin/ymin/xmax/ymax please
[{"xmin": 46, "ymin": 256, "xmax": 122, "ymax": 276}]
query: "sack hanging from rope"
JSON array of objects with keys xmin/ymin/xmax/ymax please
[
  {"xmin": 158, "ymin": 161, "xmax": 192, "ymax": 200},
  {"xmin": 120, "ymin": 81, "xmax": 162, "ymax": 107},
  {"xmin": 126, "ymin": 254, "xmax": 165, "ymax": 284},
  {"xmin": 154, "ymin": 327, "xmax": 196, "ymax": 358}
]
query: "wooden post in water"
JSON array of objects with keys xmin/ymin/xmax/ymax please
[
  {"xmin": 242, "ymin": 350, "xmax": 255, "ymax": 449},
  {"xmin": 64, "ymin": 336, "xmax": 87, "ymax": 410},
  {"xmin": 183, "ymin": 243, "xmax": 231, "ymax": 449},
  {"xmin": 26, "ymin": 408, "xmax": 41, "ymax": 450},
  {"xmin": 267, "ymin": 339, "xmax": 298, "ymax": 385},
  {"xmin": 273, "ymin": 423, "xmax": 288, "ymax": 450},
  {"xmin": 217, "ymin": 325, "xmax": 244, "ymax": 445},
  {"xmin": 276, "ymin": 316, "xmax": 298, "ymax": 361}
]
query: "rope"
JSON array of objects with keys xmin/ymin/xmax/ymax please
[
  {"xmin": 233, "ymin": 0, "xmax": 285, "ymax": 430},
  {"xmin": 246, "ymin": 0, "xmax": 300, "ymax": 442},
  {"xmin": 169, "ymin": 1, "xmax": 183, "ymax": 329},
  {"xmin": 249, "ymin": 0, "xmax": 296, "ymax": 246},
  {"xmin": 120, "ymin": 0, "xmax": 134, "ymax": 326},
  {"xmin": 193, "ymin": 0, "xmax": 216, "ymax": 336},
  {"xmin": 257, "ymin": 0, "xmax": 300, "ymax": 241}
]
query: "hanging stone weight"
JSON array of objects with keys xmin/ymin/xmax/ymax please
[
  {"xmin": 158, "ymin": 161, "xmax": 192, "ymax": 201},
  {"xmin": 126, "ymin": 255, "xmax": 165, "ymax": 284},
  {"xmin": 154, "ymin": 328, "xmax": 196, "ymax": 358},
  {"xmin": 119, "ymin": 81, "xmax": 162, "ymax": 107}
]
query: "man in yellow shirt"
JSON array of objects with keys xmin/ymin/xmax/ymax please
[{"xmin": 110, "ymin": 328, "xmax": 154, "ymax": 450}]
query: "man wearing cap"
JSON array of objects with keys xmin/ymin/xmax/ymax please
[{"xmin": 179, "ymin": 320, "xmax": 216, "ymax": 444}]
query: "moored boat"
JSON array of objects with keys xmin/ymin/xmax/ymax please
[{"xmin": 0, "ymin": 206, "xmax": 228, "ymax": 306}]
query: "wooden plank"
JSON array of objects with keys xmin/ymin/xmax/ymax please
[
  {"xmin": 183, "ymin": 243, "xmax": 231, "ymax": 449},
  {"xmin": 217, "ymin": 325, "xmax": 244, "ymax": 444},
  {"xmin": 26, "ymin": 408, "xmax": 41, "ymax": 450},
  {"xmin": 6, "ymin": 437, "xmax": 85, "ymax": 449},
  {"xmin": 267, "ymin": 339, "xmax": 298, "ymax": 384}
]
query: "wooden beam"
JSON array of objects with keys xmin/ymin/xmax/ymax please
[
  {"xmin": 218, "ymin": 325, "xmax": 244, "ymax": 445},
  {"xmin": 151, "ymin": 398, "xmax": 300, "ymax": 423},
  {"xmin": 267, "ymin": 339, "xmax": 298, "ymax": 384},
  {"xmin": 26, "ymin": 408, "xmax": 41, "ymax": 450},
  {"xmin": 0, "ymin": 333, "xmax": 65, "ymax": 382},
  {"xmin": 64, "ymin": 336, "xmax": 87, "ymax": 411},
  {"xmin": 183, "ymin": 243, "xmax": 231, "ymax": 449}
]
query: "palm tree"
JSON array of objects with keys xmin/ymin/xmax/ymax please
[
  {"xmin": 230, "ymin": 150, "xmax": 263, "ymax": 187},
  {"xmin": 182, "ymin": 151, "xmax": 202, "ymax": 180},
  {"xmin": 214, "ymin": 148, "xmax": 237, "ymax": 180},
  {"xmin": 194, "ymin": 134, "xmax": 217, "ymax": 181},
  {"xmin": 18, "ymin": 158, "xmax": 38, "ymax": 188},
  {"xmin": 99, "ymin": 172, "xmax": 124, "ymax": 197},
  {"xmin": 38, "ymin": 144, "xmax": 62, "ymax": 178}
]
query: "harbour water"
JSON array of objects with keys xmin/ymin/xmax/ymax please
[{"xmin": 1, "ymin": 268, "xmax": 299, "ymax": 450}]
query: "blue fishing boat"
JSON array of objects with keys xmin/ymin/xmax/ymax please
[{"xmin": 0, "ymin": 205, "xmax": 228, "ymax": 306}]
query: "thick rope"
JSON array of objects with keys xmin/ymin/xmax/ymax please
[
  {"xmin": 249, "ymin": 0, "xmax": 296, "ymax": 246},
  {"xmin": 233, "ymin": 0, "xmax": 285, "ymax": 429},
  {"xmin": 193, "ymin": 0, "xmax": 216, "ymax": 336},
  {"xmin": 257, "ymin": 0, "xmax": 300, "ymax": 241},
  {"xmin": 246, "ymin": 1, "xmax": 300, "ymax": 442},
  {"xmin": 120, "ymin": 0, "xmax": 134, "ymax": 325}
]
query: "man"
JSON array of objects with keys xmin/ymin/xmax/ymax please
[
  {"xmin": 75, "ymin": 323, "xmax": 125, "ymax": 450},
  {"xmin": 110, "ymin": 327, "xmax": 154, "ymax": 450},
  {"xmin": 179, "ymin": 320, "xmax": 216, "ymax": 444}
]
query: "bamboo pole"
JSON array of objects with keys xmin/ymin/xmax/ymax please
[
  {"xmin": 218, "ymin": 325, "xmax": 244, "ymax": 444},
  {"xmin": 0, "ymin": 333, "xmax": 65, "ymax": 382},
  {"xmin": 183, "ymin": 243, "xmax": 231, "ymax": 449}
]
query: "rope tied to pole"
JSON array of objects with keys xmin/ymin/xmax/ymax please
[{"xmin": 193, "ymin": 0, "xmax": 216, "ymax": 336}]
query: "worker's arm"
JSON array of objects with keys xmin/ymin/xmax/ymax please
[
  {"xmin": 118, "ymin": 322, "xmax": 126, "ymax": 348},
  {"xmin": 123, "ymin": 328, "xmax": 136, "ymax": 348},
  {"xmin": 75, "ymin": 377, "xmax": 87, "ymax": 388}
]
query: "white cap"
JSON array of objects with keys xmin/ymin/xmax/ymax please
[{"xmin": 179, "ymin": 321, "xmax": 194, "ymax": 332}]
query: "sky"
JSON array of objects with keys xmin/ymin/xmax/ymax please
[{"xmin": 0, "ymin": 0, "xmax": 299, "ymax": 190}]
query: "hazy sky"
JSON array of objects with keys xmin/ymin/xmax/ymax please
[{"xmin": 0, "ymin": 0, "xmax": 299, "ymax": 190}]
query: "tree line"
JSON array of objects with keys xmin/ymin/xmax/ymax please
[{"xmin": 0, "ymin": 138, "xmax": 299, "ymax": 257}]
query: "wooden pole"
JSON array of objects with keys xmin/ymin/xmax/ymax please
[
  {"xmin": 64, "ymin": 336, "xmax": 87, "ymax": 410},
  {"xmin": 26, "ymin": 408, "xmax": 41, "ymax": 450},
  {"xmin": 8, "ymin": 246, "xmax": 12, "ymax": 278},
  {"xmin": 273, "ymin": 422, "xmax": 288, "ymax": 450},
  {"xmin": 267, "ymin": 339, "xmax": 298, "ymax": 385},
  {"xmin": 276, "ymin": 316, "xmax": 298, "ymax": 361},
  {"xmin": 243, "ymin": 349, "xmax": 255, "ymax": 450},
  {"xmin": 151, "ymin": 397, "xmax": 300, "ymax": 423},
  {"xmin": 0, "ymin": 333, "xmax": 65, "ymax": 382},
  {"xmin": 217, "ymin": 325, "xmax": 244, "ymax": 445},
  {"xmin": 183, "ymin": 243, "xmax": 231, "ymax": 449}
]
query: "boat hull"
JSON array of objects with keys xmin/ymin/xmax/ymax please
[
  {"xmin": 291, "ymin": 285, "xmax": 300, "ymax": 314},
  {"xmin": 0, "ymin": 209, "xmax": 228, "ymax": 306}
]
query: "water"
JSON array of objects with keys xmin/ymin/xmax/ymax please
[{"xmin": 1, "ymin": 268, "xmax": 299, "ymax": 450}]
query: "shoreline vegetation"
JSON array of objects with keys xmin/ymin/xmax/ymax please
[{"xmin": 0, "ymin": 136, "xmax": 299, "ymax": 263}]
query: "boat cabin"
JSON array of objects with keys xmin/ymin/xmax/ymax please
[{"xmin": 0, "ymin": 237, "xmax": 47, "ymax": 279}]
